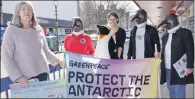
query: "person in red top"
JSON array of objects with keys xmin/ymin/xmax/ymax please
[{"xmin": 64, "ymin": 17, "xmax": 95, "ymax": 55}]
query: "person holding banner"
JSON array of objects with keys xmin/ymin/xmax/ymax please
[
  {"xmin": 1, "ymin": 1, "xmax": 64, "ymax": 85},
  {"xmin": 64, "ymin": 17, "xmax": 95, "ymax": 56},
  {"xmin": 127, "ymin": 9, "xmax": 161, "ymax": 59},
  {"xmin": 157, "ymin": 10, "xmax": 194, "ymax": 98},
  {"xmin": 106, "ymin": 12, "xmax": 126, "ymax": 59}
]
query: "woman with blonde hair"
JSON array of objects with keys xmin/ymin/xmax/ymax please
[{"xmin": 1, "ymin": 1, "xmax": 64, "ymax": 85}]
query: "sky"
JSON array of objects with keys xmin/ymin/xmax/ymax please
[
  {"xmin": 2, "ymin": 1, "xmax": 141, "ymax": 21},
  {"xmin": 2, "ymin": 1, "xmax": 77, "ymax": 21}
]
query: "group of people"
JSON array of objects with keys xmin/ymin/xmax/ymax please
[
  {"xmin": 64, "ymin": 12, "xmax": 127, "ymax": 59},
  {"xmin": 1, "ymin": 1, "xmax": 194, "ymax": 98}
]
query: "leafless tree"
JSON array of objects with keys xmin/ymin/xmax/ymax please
[{"xmin": 80, "ymin": 1, "xmax": 131, "ymax": 30}]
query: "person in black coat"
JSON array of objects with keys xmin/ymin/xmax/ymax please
[
  {"xmin": 106, "ymin": 12, "xmax": 126, "ymax": 59},
  {"xmin": 127, "ymin": 9, "xmax": 161, "ymax": 59},
  {"xmin": 157, "ymin": 10, "xmax": 194, "ymax": 98}
]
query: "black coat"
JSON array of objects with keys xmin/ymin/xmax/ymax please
[
  {"xmin": 108, "ymin": 27, "xmax": 126, "ymax": 59},
  {"xmin": 127, "ymin": 25, "xmax": 161, "ymax": 59},
  {"xmin": 160, "ymin": 27, "xmax": 194, "ymax": 85}
]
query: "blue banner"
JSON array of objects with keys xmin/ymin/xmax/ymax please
[{"xmin": 10, "ymin": 79, "xmax": 66, "ymax": 98}]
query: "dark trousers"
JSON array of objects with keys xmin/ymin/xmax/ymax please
[{"xmin": 30, "ymin": 73, "xmax": 48, "ymax": 81}]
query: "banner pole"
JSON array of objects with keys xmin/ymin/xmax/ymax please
[
  {"xmin": 157, "ymin": 62, "xmax": 161, "ymax": 98},
  {"xmin": 155, "ymin": 44, "xmax": 161, "ymax": 98},
  {"xmin": 63, "ymin": 53, "xmax": 66, "ymax": 79}
]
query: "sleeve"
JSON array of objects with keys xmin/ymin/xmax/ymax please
[
  {"xmin": 152, "ymin": 27, "xmax": 161, "ymax": 52},
  {"xmin": 127, "ymin": 29, "xmax": 133, "ymax": 59},
  {"xmin": 1, "ymin": 26, "xmax": 23, "ymax": 82},
  {"xmin": 184, "ymin": 30, "xmax": 194, "ymax": 68},
  {"xmin": 42, "ymin": 35, "xmax": 58, "ymax": 66},
  {"xmin": 117, "ymin": 28, "xmax": 126, "ymax": 48},
  {"xmin": 87, "ymin": 36, "xmax": 95, "ymax": 55}
]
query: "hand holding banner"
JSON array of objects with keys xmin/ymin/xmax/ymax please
[
  {"xmin": 10, "ymin": 79, "xmax": 66, "ymax": 98},
  {"xmin": 10, "ymin": 52, "xmax": 161, "ymax": 98},
  {"xmin": 65, "ymin": 52, "xmax": 161, "ymax": 98}
]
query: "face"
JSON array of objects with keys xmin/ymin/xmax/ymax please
[
  {"xmin": 107, "ymin": 15, "xmax": 118, "ymax": 27},
  {"xmin": 97, "ymin": 25, "xmax": 110, "ymax": 35},
  {"xmin": 135, "ymin": 13, "xmax": 146, "ymax": 24},
  {"xmin": 131, "ymin": 10, "xmax": 147, "ymax": 24},
  {"xmin": 19, "ymin": 4, "xmax": 33, "ymax": 22},
  {"xmin": 157, "ymin": 14, "xmax": 179, "ymax": 30},
  {"xmin": 72, "ymin": 19, "xmax": 83, "ymax": 32}
]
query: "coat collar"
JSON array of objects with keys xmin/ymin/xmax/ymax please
[{"xmin": 167, "ymin": 25, "xmax": 180, "ymax": 34}]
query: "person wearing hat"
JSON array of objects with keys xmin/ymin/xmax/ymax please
[
  {"xmin": 64, "ymin": 17, "xmax": 95, "ymax": 55},
  {"xmin": 157, "ymin": 10, "xmax": 194, "ymax": 98},
  {"xmin": 127, "ymin": 9, "xmax": 161, "ymax": 59}
]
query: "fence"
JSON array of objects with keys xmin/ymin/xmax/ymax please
[{"xmin": 0, "ymin": 64, "xmax": 63, "ymax": 98}]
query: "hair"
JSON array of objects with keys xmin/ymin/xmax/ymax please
[
  {"xmin": 8, "ymin": 1, "xmax": 42, "ymax": 32},
  {"xmin": 107, "ymin": 11, "xmax": 119, "ymax": 23}
]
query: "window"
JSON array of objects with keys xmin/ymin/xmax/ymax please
[
  {"xmin": 181, "ymin": 16, "xmax": 194, "ymax": 33},
  {"xmin": 65, "ymin": 29, "xmax": 72, "ymax": 34},
  {"xmin": 49, "ymin": 28, "xmax": 53, "ymax": 33},
  {"xmin": 187, "ymin": 16, "xmax": 194, "ymax": 33}
]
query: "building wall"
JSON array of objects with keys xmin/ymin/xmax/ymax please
[
  {"xmin": 2, "ymin": 13, "xmax": 72, "ymax": 37},
  {"xmin": 1, "ymin": 13, "xmax": 3, "ymax": 24}
]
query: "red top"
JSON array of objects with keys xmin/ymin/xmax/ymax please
[{"xmin": 64, "ymin": 33, "xmax": 95, "ymax": 55}]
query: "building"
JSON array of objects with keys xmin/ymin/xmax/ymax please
[{"xmin": 2, "ymin": 13, "xmax": 73, "ymax": 36}]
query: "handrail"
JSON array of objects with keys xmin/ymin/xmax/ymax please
[{"xmin": 0, "ymin": 63, "xmax": 62, "ymax": 93}]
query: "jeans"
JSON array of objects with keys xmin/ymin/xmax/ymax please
[{"xmin": 165, "ymin": 69, "xmax": 186, "ymax": 98}]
